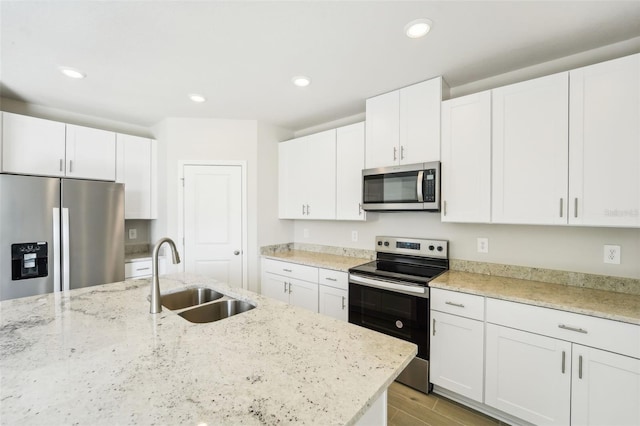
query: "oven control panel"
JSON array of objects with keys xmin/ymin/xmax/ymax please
[{"xmin": 375, "ymin": 236, "xmax": 448, "ymax": 259}]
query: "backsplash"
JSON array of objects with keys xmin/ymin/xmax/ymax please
[{"xmin": 261, "ymin": 243, "xmax": 640, "ymax": 296}]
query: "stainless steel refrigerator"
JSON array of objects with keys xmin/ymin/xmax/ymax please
[{"xmin": 0, "ymin": 174, "xmax": 124, "ymax": 300}]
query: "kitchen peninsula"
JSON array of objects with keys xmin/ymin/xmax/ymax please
[{"xmin": 0, "ymin": 274, "xmax": 416, "ymax": 425}]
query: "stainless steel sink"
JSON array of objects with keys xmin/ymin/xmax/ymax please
[
  {"xmin": 161, "ymin": 287, "xmax": 224, "ymax": 310},
  {"xmin": 178, "ymin": 300, "xmax": 255, "ymax": 323}
]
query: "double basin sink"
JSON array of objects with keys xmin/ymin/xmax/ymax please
[{"xmin": 161, "ymin": 287, "xmax": 255, "ymax": 323}]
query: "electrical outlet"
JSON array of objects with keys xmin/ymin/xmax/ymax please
[
  {"xmin": 303, "ymin": 228, "xmax": 309, "ymax": 238},
  {"xmin": 351, "ymin": 231, "xmax": 358, "ymax": 242},
  {"xmin": 128, "ymin": 228, "xmax": 137, "ymax": 240},
  {"xmin": 477, "ymin": 237, "xmax": 489, "ymax": 253},
  {"xmin": 604, "ymin": 245, "xmax": 621, "ymax": 264}
]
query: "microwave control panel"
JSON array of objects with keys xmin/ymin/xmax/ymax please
[{"xmin": 424, "ymin": 169, "xmax": 436, "ymax": 202}]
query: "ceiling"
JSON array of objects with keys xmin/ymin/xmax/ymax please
[{"xmin": 2, "ymin": 1, "xmax": 640, "ymax": 132}]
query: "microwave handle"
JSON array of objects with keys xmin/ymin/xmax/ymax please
[{"xmin": 417, "ymin": 170, "xmax": 424, "ymax": 202}]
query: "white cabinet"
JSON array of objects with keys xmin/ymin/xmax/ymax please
[
  {"xmin": 2, "ymin": 112, "xmax": 67, "ymax": 177},
  {"xmin": 261, "ymin": 258, "xmax": 319, "ymax": 312},
  {"xmin": 278, "ymin": 129, "xmax": 336, "ymax": 220},
  {"xmin": 485, "ymin": 323, "xmax": 572, "ymax": 425},
  {"xmin": 1, "ymin": 112, "xmax": 116, "ymax": 181},
  {"xmin": 336, "ymin": 122, "xmax": 366, "ymax": 221},
  {"xmin": 125, "ymin": 257, "xmax": 165, "ymax": 279},
  {"xmin": 569, "ymin": 53, "xmax": 640, "ymax": 227},
  {"xmin": 116, "ymin": 134, "xmax": 157, "ymax": 219},
  {"xmin": 318, "ymin": 268, "xmax": 348, "ymax": 321},
  {"xmin": 441, "ymin": 91, "xmax": 492, "ymax": 223},
  {"xmin": 365, "ymin": 77, "xmax": 446, "ymax": 168},
  {"xmin": 492, "ymin": 72, "xmax": 570, "ymax": 225},
  {"xmin": 430, "ymin": 289, "xmax": 485, "ymax": 403},
  {"xmin": 571, "ymin": 345, "xmax": 640, "ymax": 426},
  {"xmin": 65, "ymin": 124, "xmax": 116, "ymax": 181}
]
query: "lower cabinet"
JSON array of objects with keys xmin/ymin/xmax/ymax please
[
  {"xmin": 125, "ymin": 257, "xmax": 166, "ymax": 279},
  {"xmin": 318, "ymin": 269, "xmax": 348, "ymax": 321}
]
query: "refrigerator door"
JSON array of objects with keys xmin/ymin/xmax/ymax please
[
  {"xmin": 0, "ymin": 174, "xmax": 60, "ymax": 300},
  {"xmin": 62, "ymin": 179, "xmax": 124, "ymax": 290}
]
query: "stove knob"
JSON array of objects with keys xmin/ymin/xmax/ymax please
[
  {"xmin": 384, "ymin": 241, "xmax": 390, "ymax": 247},
  {"xmin": 437, "ymin": 246, "xmax": 443, "ymax": 252},
  {"xmin": 377, "ymin": 241, "xmax": 382, "ymax": 246},
  {"xmin": 428, "ymin": 245, "xmax": 435, "ymax": 251}
]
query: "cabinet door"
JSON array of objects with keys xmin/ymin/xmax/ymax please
[
  {"xmin": 430, "ymin": 311, "xmax": 484, "ymax": 402},
  {"xmin": 492, "ymin": 72, "xmax": 569, "ymax": 225},
  {"xmin": 400, "ymin": 77, "xmax": 442, "ymax": 163},
  {"xmin": 288, "ymin": 278, "xmax": 318, "ymax": 312},
  {"xmin": 485, "ymin": 324, "xmax": 571, "ymax": 425},
  {"xmin": 261, "ymin": 272, "xmax": 290, "ymax": 304},
  {"xmin": 569, "ymin": 53, "xmax": 640, "ymax": 227},
  {"xmin": 65, "ymin": 124, "xmax": 116, "ymax": 181},
  {"xmin": 365, "ymin": 90, "xmax": 399, "ymax": 168},
  {"xmin": 336, "ymin": 122, "xmax": 366, "ymax": 221},
  {"xmin": 305, "ymin": 129, "xmax": 336, "ymax": 219},
  {"xmin": 278, "ymin": 138, "xmax": 306, "ymax": 219},
  {"xmin": 441, "ymin": 91, "xmax": 492, "ymax": 223},
  {"xmin": 1, "ymin": 112, "xmax": 66, "ymax": 177},
  {"xmin": 571, "ymin": 345, "xmax": 640, "ymax": 426},
  {"xmin": 117, "ymin": 134, "xmax": 155, "ymax": 219},
  {"xmin": 318, "ymin": 285, "xmax": 348, "ymax": 321}
]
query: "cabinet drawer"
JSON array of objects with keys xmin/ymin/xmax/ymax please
[
  {"xmin": 319, "ymin": 268, "xmax": 348, "ymax": 291},
  {"xmin": 262, "ymin": 258, "xmax": 318, "ymax": 283},
  {"xmin": 431, "ymin": 288, "xmax": 485, "ymax": 321},
  {"xmin": 487, "ymin": 298, "xmax": 640, "ymax": 359},
  {"xmin": 125, "ymin": 260, "xmax": 153, "ymax": 279}
]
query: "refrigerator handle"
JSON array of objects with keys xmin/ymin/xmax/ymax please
[
  {"xmin": 52, "ymin": 208, "xmax": 61, "ymax": 292},
  {"xmin": 62, "ymin": 208, "xmax": 70, "ymax": 292}
]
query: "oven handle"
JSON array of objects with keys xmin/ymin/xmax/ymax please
[{"xmin": 349, "ymin": 274, "xmax": 427, "ymax": 296}]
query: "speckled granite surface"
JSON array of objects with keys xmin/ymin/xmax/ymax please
[
  {"xmin": 431, "ymin": 271, "xmax": 640, "ymax": 325},
  {"xmin": 0, "ymin": 273, "xmax": 415, "ymax": 425},
  {"xmin": 261, "ymin": 246, "xmax": 372, "ymax": 272}
]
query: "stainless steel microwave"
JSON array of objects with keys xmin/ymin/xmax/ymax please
[{"xmin": 362, "ymin": 161, "xmax": 440, "ymax": 211}]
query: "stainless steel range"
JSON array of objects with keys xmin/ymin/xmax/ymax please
[{"xmin": 348, "ymin": 236, "xmax": 449, "ymax": 394}]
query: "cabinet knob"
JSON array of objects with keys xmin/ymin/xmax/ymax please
[{"xmin": 233, "ymin": 250, "xmax": 240, "ymax": 255}]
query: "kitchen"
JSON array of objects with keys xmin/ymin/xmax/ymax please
[{"xmin": 1, "ymin": 1, "xmax": 640, "ymax": 425}]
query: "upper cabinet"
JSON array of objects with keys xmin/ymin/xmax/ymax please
[
  {"xmin": 365, "ymin": 77, "xmax": 447, "ymax": 169},
  {"xmin": 491, "ymin": 72, "xmax": 570, "ymax": 225},
  {"xmin": 336, "ymin": 122, "xmax": 366, "ymax": 221},
  {"xmin": 279, "ymin": 129, "xmax": 336, "ymax": 220},
  {"xmin": 116, "ymin": 134, "xmax": 157, "ymax": 219},
  {"xmin": 1, "ymin": 112, "xmax": 116, "ymax": 181},
  {"xmin": 569, "ymin": 53, "xmax": 640, "ymax": 228},
  {"xmin": 441, "ymin": 91, "xmax": 492, "ymax": 223}
]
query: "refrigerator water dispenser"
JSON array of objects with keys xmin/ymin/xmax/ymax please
[{"xmin": 11, "ymin": 242, "xmax": 48, "ymax": 280}]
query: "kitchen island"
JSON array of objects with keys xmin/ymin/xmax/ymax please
[{"xmin": 0, "ymin": 274, "xmax": 416, "ymax": 425}]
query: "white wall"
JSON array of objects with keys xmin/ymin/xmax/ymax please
[{"xmin": 292, "ymin": 214, "xmax": 640, "ymax": 280}]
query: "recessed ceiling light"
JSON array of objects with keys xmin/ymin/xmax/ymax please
[
  {"xmin": 189, "ymin": 94, "xmax": 206, "ymax": 103},
  {"xmin": 59, "ymin": 66, "xmax": 86, "ymax": 79},
  {"xmin": 292, "ymin": 76, "xmax": 311, "ymax": 87},
  {"xmin": 404, "ymin": 18, "xmax": 433, "ymax": 39}
]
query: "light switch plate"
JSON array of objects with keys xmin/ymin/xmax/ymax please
[
  {"xmin": 129, "ymin": 228, "xmax": 137, "ymax": 240},
  {"xmin": 477, "ymin": 237, "xmax": 489, "ymax": 253},
  {"xmin": 351, "ymin": 231, "xmax": 358, "ymax": 242},
  {"xmin": 604, "ymin": 245, "xmax": 620, "ymax": 264}
]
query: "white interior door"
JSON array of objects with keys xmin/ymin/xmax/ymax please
[{"xmin": 183, "ymin": 164, "xmax": 243, "ymax": 287}]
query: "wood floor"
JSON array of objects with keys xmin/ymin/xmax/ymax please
[{"xmin": 387, "ymin": 382, "xmax": 505, "ymax": 426}]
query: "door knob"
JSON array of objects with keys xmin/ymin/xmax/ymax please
[{"xmin": 233, "ymin": 250, "xmax": 240, "ymax": 255}]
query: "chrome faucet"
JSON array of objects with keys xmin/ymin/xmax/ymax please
[{"xmin": 150, "ymin": 237, "xmax": 181, "ymax": 314}]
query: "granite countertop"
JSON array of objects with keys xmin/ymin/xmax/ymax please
[
  {"xmin": 0, "ymin": 273, "xmax": 415, "ymax": 425},
  {"xmin": 431, "ymin": 271, "xmax": 640, "ymax": 326},
  {"xmin": 262, "ymin": 250, "xmax": 371, "ymax": 272}
]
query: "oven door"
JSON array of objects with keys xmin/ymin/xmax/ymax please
[{"xmin": 348, "ymin": 274, "xmax": 429, "ymax": 359}]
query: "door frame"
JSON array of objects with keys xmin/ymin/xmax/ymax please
[{"xmin": 177, "ymin": 160, "xmax": 248, "ymax": 289}]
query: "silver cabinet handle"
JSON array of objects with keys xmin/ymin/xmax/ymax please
[
  {"xmin": 393, "ymin": 146, "xmax": 397, "ymax": 161},
  {"xmin": 69, "ymin": 160, "xmax": 74, "ymax": 173},
  {"xmin": 288, "ymin": 283, "xmax": 292, "ymax": 294},
  {"xmin": 358, "ymin": 203, "xmax": 362, "ymax": 215},
  {"xmin": 306, "ymin": 204, "xmax": 310, "ymax": 215},
  {"xmin": 341, "ymin": 296, "xmax": 346, "ymax": 310},
  {"xmin": 558, "ymin": 324, "xmax": 588, "ymax": 334},
  {"xmin": 59, "ymin": 159, "xmax": 64, "ymax": 172},
  {"xmin": 443, "ymin": 200, "xmax": 447, "ymax": 216},
  {"xmin": 445, "ymin": 301, "xmax": 465, "ymax": 308},
  {"xmin": 400, "ymin": 145, "xmax": 405, "ymax": 160},
  {"xmin": 574, "ymin": 198, "xmax": 578, "ymax": 218},
  {"xmin": 136, "ymin": 267, "xmax": 151, "ymax": 272},
  {"xmin": 561, "ymin": 351, "xmax": 566, "ymax": 374},
  {"xmin": 302, "ymin": 204, "xmax": 306, "ymax": 215},
  {"xmin": 560, "ymin": 198, "xmax": 564, "ymax": 217},
  {"xmin": 432, "ymin": 318, "xmax": 436, "ymax": 336},
  {"xmin": 283, "ymin": 282, "xmax": 287, "ymax": 293},
  {"xmin": 325, "ymin": 277, "xmax": 337, "ymax": 282},
  {"xmin": 578, "ymin": 355, "xmax": 583, "ymax": 379},
  {"xmin": 283, "ymin": 268, "xmax": 292, "ymax": 273}
]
